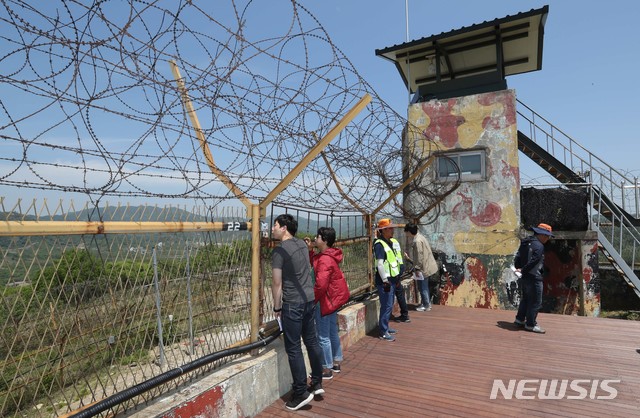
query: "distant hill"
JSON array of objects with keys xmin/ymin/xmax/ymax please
[
  {"xmin": 52, "ymin": 205, "xmax": 212, "ymax": 222},
  {"xmin": 0, "ymin": 212, "xmax": 38, "ymax": 221},
  {"xmin": 1, "ymin": 206, "xmax": 225, "ymax": 222},
  {"xmin": 272, "ymin": 216, "xmax": 367, "ymax": 239},
  {"xmin": 1, "ymin": 206, "xmax": 368, "ymax": 236}
]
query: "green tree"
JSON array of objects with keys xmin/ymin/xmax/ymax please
[
  {"xmin": 35, "ymin": 249, "xmax": 106, "ymax": 301},
  {"xmin": 104, "ymin": 259, "xmax": 154, "ymax": 289}
]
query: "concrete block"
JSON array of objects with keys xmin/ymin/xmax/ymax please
[
  {"xmin": 125, "ymin": 342, "xmax": 288, "ymax": 418},
  {"xmin": 337, "ymin": 298, "xmax": 378, "ymax": 350},
  {"xmin": 127, "ymin": 298, "xmax": 380, "ymax": 417}
]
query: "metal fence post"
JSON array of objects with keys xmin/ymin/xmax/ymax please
[
  {"xmin": 185, "ymin": 246, "xmax": 194, "ymax": 355},
  {"xmin": 250, "ymin": 203, "xmax": 261, "ymax": 345},
  {"xmin": 152, "ymin": 246, "xmax": 165, "ymax": 367},
  {"xmin": 633, "ymin": 177, "xmax": 640, "ymax": 218}
]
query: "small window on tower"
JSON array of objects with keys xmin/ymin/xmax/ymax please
[{"xmin": 436, "ymin": 150, "xmax": 486, "ymax": 181}]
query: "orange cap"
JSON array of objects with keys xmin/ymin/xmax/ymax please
[
  {"xmin": 377, "ymin": 218, "xmax": 402, "ymax": 229},
  {"xmin": 531, "ymin": 223, "xmax": 554, "ymax": 237}
]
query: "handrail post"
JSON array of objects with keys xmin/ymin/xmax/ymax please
[
  {"xmin": 635, "ymin": 177, "xmax": 639, "ymax": 218},
  {"xmin": 588, "ymin": 183, "xmax": 600, "ymax": 230},
  {"xmin": 610, "ymin": 167, "xmax": 614, "ymax": 204}
]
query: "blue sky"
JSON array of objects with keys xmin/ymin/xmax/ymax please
[
  {"xmin": 305, "ymin": 0, "xmax": 640, "ymax": 183},
  {"xmin": 1, "ymin": 0, "xmax": 638, "ymax": 209}
]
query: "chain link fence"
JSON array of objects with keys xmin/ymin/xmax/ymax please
[
  {"xmin": 0, "ymin": 1, "xmax": 432, "ymax": 415},
  {"xmin": 0, "ymin": 199, "xmax": 371, "ymax": 417}
]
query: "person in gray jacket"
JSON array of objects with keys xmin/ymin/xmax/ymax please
[{"xmin": 404, "ymin": 223, "xmax": 439, "ymax": 311}]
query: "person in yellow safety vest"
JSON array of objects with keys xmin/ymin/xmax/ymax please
[{"xmin": 374, "ymin": 218, "xmax": 409, "ymax": 342}]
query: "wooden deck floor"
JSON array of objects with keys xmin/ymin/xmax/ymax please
[{"xmin": 257, "ymin": 305, "xmax": 640, "ymax": 417}]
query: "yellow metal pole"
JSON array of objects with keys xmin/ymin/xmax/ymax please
[
  {"xmin": 0, "ymin": 221, "xmax": 252, "ymax": 236},
  {"xmin": 261, "ymin": 93, "xmax": 372, "ymax": 208},
  {"xmin": 169, "ymin": 60, "xmax": 252, "ymax": 210},
  {"xmin": 250, "ymin": 203, "xmax": 261, "ymax": 343}
]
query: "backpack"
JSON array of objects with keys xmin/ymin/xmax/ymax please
[{"xmin": 513, "ymin": 239, "xmax": 531, "ymax": 269}]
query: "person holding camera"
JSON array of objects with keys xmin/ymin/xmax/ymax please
[
  {"xmin": 305, "ymin": 227, "xmax": 350, "ymax": 380},
  {"xmin": 404, "ymin": 223, "xmax": 438, "ymax": 312}
]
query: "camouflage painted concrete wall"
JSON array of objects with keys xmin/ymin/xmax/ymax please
[
  {"xmin": 406, "ymin": 89, "xmax": 520, "ymax": 309},
  {"xmin": 542, "ymin": 235, "xmax": 600, "ymax": 316},
  {"xmin": 405, "ymin": 89, "xmax": 600, "ymax": 314}
]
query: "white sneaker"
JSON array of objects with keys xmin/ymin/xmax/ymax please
[
  {"xmin": 525, "ymin": 324, "xmax": 546, "ymax": 334},
  {"xmin": 426, "ymin": 305, "xmax": 432, "ymax": 311},
  {"xmin": 416, "ymin": 306, "xmax": 426, "ymax": 312}
]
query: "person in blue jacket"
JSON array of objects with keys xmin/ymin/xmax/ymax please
[{"xmin": 513, "ymin": 223, "xmax": 554, "ymax": 334}]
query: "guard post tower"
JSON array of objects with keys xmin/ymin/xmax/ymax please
[{"xmin": 373, "ymin": 7, "xmax": 596, "ymax": 312}]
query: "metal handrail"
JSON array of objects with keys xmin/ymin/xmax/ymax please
[
  {"xmin": 590, "ymin": 186, "xmax": 640, "ymax": 270},
  {"xmin": 516, "ymin": 100, "xmax": 639, "ymax": 293},
  {"xmin": 517, "ymin": 99, "xmax": 640, "ymax": 219}
]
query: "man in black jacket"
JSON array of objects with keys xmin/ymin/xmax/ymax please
[{"xmin": 513, "ymin": 223, "xmax": 554, "ymax": 334}]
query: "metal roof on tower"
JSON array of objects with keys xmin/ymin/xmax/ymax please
[{"xmin": 375, "ymin": 5, "xmax": 549, "ymax": 101}]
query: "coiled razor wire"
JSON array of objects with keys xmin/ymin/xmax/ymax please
[{"xmin": 0, "ymin": 0, "xmax": 448, "ymax": 218}]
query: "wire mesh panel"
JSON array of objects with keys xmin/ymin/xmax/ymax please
[
  {"xmin": 0, "ymin": 202, "xmax": 252, "ymax": 417},
  {"xmin": 0, "ymin": 0, "xmax": 455, "ymax": 415},
  {"xmin": 340, "ymin": 240, "xmax": 372, "ymax": 293},
  {"xmin": 262, "ymin": 204, "xmax": 372, "ymax": 317}
]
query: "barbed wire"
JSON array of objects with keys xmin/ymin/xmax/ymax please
[{"xmin": 0, "ymin": 0, "xmax": 449, "ymax": 218}]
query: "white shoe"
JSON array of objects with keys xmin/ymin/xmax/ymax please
[
  {"xmin": 416, "ymin": 306, "xmax": 426, "ymax": 312},
  {"xmin": 525, "ymin": 324, "xmax": 546, "ymax": 334}
]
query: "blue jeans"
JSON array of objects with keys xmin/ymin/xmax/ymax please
[
  {"xmin": 515, "ymin": 278, "xmax": 543, "ymax": 327},
  {"xmin": 315, "ymin": 309, "xmax": 343, "ymax": 369},
  {"xmin": 392, "ymin": 277, "xmax": 409, "ymax": 317},
  {"xmin": 415, "ymin": 273, "xmax": 431, "ymax": 307},
  {"xmin": 376, "ymin": 283, "xmax": 394, "ymax": 336},
  {"xmin": 281, "ymin": 301, "xmax": 324, "ymax": 396}
]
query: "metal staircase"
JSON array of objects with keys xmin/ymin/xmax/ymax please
[{"xmin": 516, "ymin": 99, "xmax": 640, "ymax": 297}]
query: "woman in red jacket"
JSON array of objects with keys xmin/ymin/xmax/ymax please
[{"xmin": 306, "ymin": 227, "xmax": 350, "ymax": 380}]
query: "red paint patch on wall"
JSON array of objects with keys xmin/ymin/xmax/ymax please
[
  {"xmin": 451, "ymin": 193, "xmax": 502, "ymax": 227},
  {"xmin": 421, "ymin": 99, "xmax": 465, "ymax": 147},
  {"xmin": 500, "ymin": 160, "xmax": 520, "ymax": 189},
  {"xmin": 466, "ymin": 257, "xmax": 497, "ymax": 308},
  {"xmin": 478, "ymin": 92, "xmax": 516, "ymax": 128},
  {"xmin": 438, "ymin": 257, "xmax": 497, "ymax": 309},
  {"xmin": 545, "ymin": 252, "xmax": 578, "ymax": 291},
  {"xmin": 168, "ymin": 385, "xmax": 224, "ymax": 418},
  {"xmin": 542, "ymin": 250, "xmax": 581, "ymax": 314},
  {"xmin": 356, "ymin": 308, "xmax": 365, "ymax": 327}
]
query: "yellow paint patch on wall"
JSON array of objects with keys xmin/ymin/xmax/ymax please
[
  {"xmin": 502, "ymin": 125, "xmax": 519, "ymax": 166},
  {"xmin": 408, "ymin": 104, "xmax": 429, "ymax": 131},
  {"xmin": 453, "ymin": 231, "xmax": 519, "ymax": 255},
  {"xmin": 406, "ymin": 104, "xmax": 432, "ymax": 158},
  {"xmin": 497, "ymin": 203, "xmax": 518, "ymax": 230},
  {"xmin": 456, "ymin": 101, "xmax": 502, "ymax": 149},
  {"xmin": 583, "ymin": 297, "xmax": 599, "ymax": 317},
  {"xmin": 445, "ymin": 276, "xmax": 499, "ymax": 308}
]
